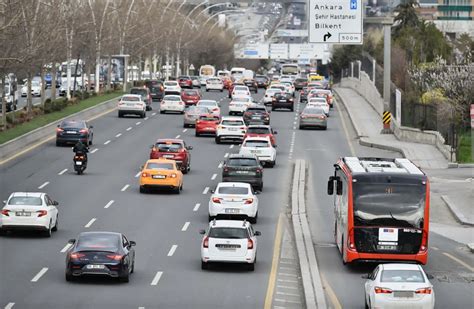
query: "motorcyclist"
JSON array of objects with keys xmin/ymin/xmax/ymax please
[{"xmin": 73, "ymin": 140, "xmax": 89, "ymax": 162}]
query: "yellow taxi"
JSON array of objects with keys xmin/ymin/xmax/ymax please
[
  {"xmin": 308, "ymin": 73, "xmax": 324, "ymax": 82},
  {"xmin": 139, "ymin": 159, "xmax": 183, "ymax": 194}
]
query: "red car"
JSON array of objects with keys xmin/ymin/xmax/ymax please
[
  {"xmin": 222, "ymin": 78, "xmax": 233, "ymax": 89},
  {"xmin": 178, "ymin": 76, "xmax": 193, "ymax": 89},
  {"xmin": 149, "ymin": 139, "xmax": 193, "ymax": 174},
  {"xmin": 195, "ymin": 114, "xmax": 220, "ymax": 137},
  {"xmin": 181, "ymin": 89, "xmax": 201, "ymax": 106},
  {"xmin": 243, "ymin": 124, "xmax": 277, "ymax": 146}
]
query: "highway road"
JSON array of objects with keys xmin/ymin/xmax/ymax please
[{"xmin": 1, "ymin": 88, "xmax": 473, "ymax": 308}]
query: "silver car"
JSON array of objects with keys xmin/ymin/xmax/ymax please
[
  {"xmin": 299, "ymin": 106, "xmax": 327, "ymax": 130},
  {"xmin": 183, "ymin": 106, "xmax": 210, "ymax": 128}
]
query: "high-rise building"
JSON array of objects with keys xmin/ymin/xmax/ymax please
[{"xmin": 437, "ymin": 0, "xmax": 473, "ymax": 20}]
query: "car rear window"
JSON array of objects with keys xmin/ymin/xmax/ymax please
[
  {"xmin": 164, "ymin": 82, "xmax": 177, "ymax": 86},
  {"xmin": 164, "ymin": 96, "xmax": 180, "ymax": 101},
  {"xmin": 198, "ymin": 101, "xmax": 217, "ymax": 107},
  {"xmin": 208, "ymin": 227, "xmax": 248, "ymax": 239},
  {"xmin": 303, "ymin": 108, "xmax": 325, "ymax": 114},
  {"xmin": 233, "ymin": 97, "xmax": 250, "ymax": 102},
  {"xmin": 184, "ymin": 90, "xmax": 198, "ymax": 96},
  {"xmin": 380, "ymin": 270, "xmax": 425, "ymax": 283},
  {"xmin": 222, "ymin": 120, "xmax": 244, "ymax": 126},
  {"xmin": 234, "ymin": 86, "xmax": 247, "ymax": 91},
  {"xmin": 217, "ymin": 186, "xmax": 249, "ymax": 194},
  {"xmin": 247, "ymin": 108, "xmax": 266, "ymax": 112},
  {"xmin": 76, "ymin": 234, "xmax": 120, "ymax": 252},
  {"xmin": 121, "ymin": 95, "xmax": 140, "ymax": 102},
  {"xmin": 199, "ymin": 115, "xmax": 219, "ymax": 121},
  {"xmin": 247, "ymin": 127, "xmax": 270, "ymax": 134},
  {"xmin": 155, "ymin": 142, "xmax": 183, "ymax": 152},
  {"xmin": 146, "ymin": 162, "xmax": 175, "ymax": 170},
  {"xmin": 296, "ymin": 78, "xmax": 307, "ymax": 82},
  {"xmin": 130, "ymin": 89, "xmax": 147, "ymax": 95},
  {"xmin": 60, "ymin": 120, "xmax": 86, "ymax": 128},
  {"xmin": 244, "ymin": 140, "xmax": 269, "ymax": 148},
  {"xmin": 8, "ymin": 196, "xmax": 42, "ymax": 206},
  {"xmin": 227, "ymin": 158, "xmax": 258, "ymax": 167}
]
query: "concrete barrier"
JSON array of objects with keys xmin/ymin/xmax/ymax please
[{"xmin": 0, "ymin": 95, "xmax": 120, "ymax": 164}]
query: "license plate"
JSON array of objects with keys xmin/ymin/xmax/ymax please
[
  {"xmin": 86, "ymin": 264, "xmax": 105, "ymax": 269},
  {"xmin": 228, "ymin": 127, "xmax": 238, "ymax": 131},
  {"xmin": 279, "ymin": 100, "xmax": 286, "ymax": 102},
  {"xmin": 252, "ymin": 116, "xmax": 260, "ymax": 119},
  {"xmin": 250, "ymin": 150, "xmax": 261, "ymax": 154},
  {"xmin": 75, "ymin": 161, "xmax": 83, "ymax": 166},
  {"xmin": 236, "ymin": 171, "xmax": 249, "ymax": 174},
  {"xmin": 163, "ymin": 154, "xmax": 174, "ymax": 158},
  {"xmin": 153, "ymin": 175, "xmax": 166, "ymax": 179},
  {"xmin": 15, "ymin": 211, "xmax": 31, "ymax": 216},
  {"xmin": 394, "ymin": 291, "xmax": 414, "ymax": 298},
  {"xmin": 377, "ymin": 245, "xmax": 397, "ymax": 251},
  {"xmin": 225, "ymin": 208, "xmax": 240, "ymax": 214},
  {"xmin": 66, "ymin": 131, "xmax": 76, "ymax": 134}
]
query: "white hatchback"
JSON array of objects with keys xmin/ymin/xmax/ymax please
[
  {"xmin": 160, "ymin": 95, "xmax": 185, "ymax": 114},
  {"xmin": 215, "ymin": 116, "xmax": 247, "ymax": 144},
  {"xmin": 232, "ymin": 85, "xmax": 251, "ymax": 98},
  {"xmin": 163, "ymin": 81, "xmax": 182, "ymax": 95},
  {"xmin": 208, "ymin": 182, "xmax": 259, "ymax": 223},
  {"xmin": 205, "ymin": 78, "xmax": 224, "ymax": 92},
  {"xmin": 239, "ymin": 136, "xmax": 276, "ymax": 167},
  {"xmin": 118, "ymin": 94, "xmax": 146, "ymax": 118},
  {"xmin": 307, "ymin": 98, "xmax": 329, "ymax": 116},
  {"xmin": 200, "ymin": 219, "xmax": 261, "ymax": 271},
  {"xmin": 364, "ymin": 263, "xmax": 435, "ymax": 309},
  {"xmin": 229, "ymin": 96, "xmax": 252, "ymax": 115},
  {"xmin": 196, "ymin": 100, "xmax": 221, "ymax": 117},
  {"xmin": 1, "ymin": 192, "xmax": 59, "ymax": 237}
]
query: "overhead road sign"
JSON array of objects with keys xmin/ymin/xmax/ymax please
[
  {"xmin": 235, "ymin": 43, "xmax": 269, "ymax": 59},
  {"xmin": 269, "ymin": 44, "xmax": 289, "ymax": 60},
  {"xmin": 308, "ymin": 0, "xmax": 363, "ymax": 44}
]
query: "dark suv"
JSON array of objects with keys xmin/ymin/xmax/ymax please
[
  {"xmin": 272, "ymin": 92, "xmax": 294, "ymax": 111},
  {"xmin": 145, "ymin": 80, "xmax": 164, "ymax": 101},
  {"xmin": 243, "ymin": 104, "xmax": 270, "ymax": 125},
  {"xmin": 243, "ymin": 79, "xmax": 258, "ymax": 93},
  {"xmin": 222, "ymin": 154, "xmax": 263, "ymax": 191},
  {"xmin": 130, "ymin": 87, "xmax": 152, "ymax": 110}
]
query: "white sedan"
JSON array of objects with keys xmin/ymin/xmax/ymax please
[
  {"xmin": 231, "ymin": 85, "xmax": 251, "ymax": 98},
  {"xmin": 364, "ymin": 263, "xmax": 435, "ymax": 309},
  {"xmin": 196, "ymin": 100, "xmax": 221, "ymax": 117},
  {"xmin": 200, "ymin": 219, "xmax": 260, "ymax": 271},
  {"xmin": 21, "ymin": 81, "xmax": 42, "ymax": 97},
  {"xmin": 307, "ymin": 97, "xmax": 329, "ymax": 116},
  {"xmin": 1, "ymin": 192, "xmax": 59, "ymax": 237},
  {"xmin": 229, "ymin": 96, "xmax": 252, "ymax": 115},
  {"xmin": 163, "ymin": 81, "xmax": 182, "ymax": 95},
  {"xmin": 208, "ymin": 182, "xmax": 259, "ymax": 223},
  {"xmin": 262, "ymin": 88, "xmax": 282, "ymax": 105},
  {"xmin": 239, "ymin": 136, "xmax": 276, "ymax": 167},
  {"xmin": 205, "ymin": 78, "xmax": 224, "ymax": 92},
  {"xmin": 160, "ymin": 95, "xmax": 185, "ymax": 114}
]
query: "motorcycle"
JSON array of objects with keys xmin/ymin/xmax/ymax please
[{"xmin": 73, "ymin": 153, "xmax": 87, "ymax": 175}]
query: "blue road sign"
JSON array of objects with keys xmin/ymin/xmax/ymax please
[{"xmin": 350, "ymin": 0, "xmax": 357, "ymax": 9}]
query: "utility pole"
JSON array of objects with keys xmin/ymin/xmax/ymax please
[{"xmin": 382, "ymin": 19, "xmax": 393, "ymax": 133}]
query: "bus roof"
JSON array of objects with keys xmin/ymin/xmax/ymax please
[{"xmin": 342, "ymin": 157, "xmax": 424, "ymax": 176}]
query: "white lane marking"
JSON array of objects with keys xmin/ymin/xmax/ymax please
[
  {"xmin": 224, "ymin": 153, "xmax": 229, "ymax": 158},
  {"xmin": 144, "ymin": 117, "xmax": 149, "ymax": 120},
  {"xmin": 277, "ymin": 285, "xmax": 299, "ymax": 290},
  {"xmin": 60, "ymin": 243, "xmax": 72, "ymax": 253},
  {"xmin": 84, "ymin": 218, "xmax": 96, "ymax": 228},
  {"xmin": 183, "ymin": 129, "xmax": 188, "ymax": 132},
  {"xmin": 167, "ymin": 245, "xmax": 178, "ymax": 257},
  {"xmin": 136, "ymin": 121, "xmax": 141, "ymax": 125},
  {"xmin": 277, "ymin": 278, "xmax": 298, "ymax": 283},
  {"xmin": 293, "ymin": 121, "xmax": 297, "ymax": 125},
  {"xmin": 90, "ymin": 148, "xmax": 98, "ymax": 153},
  {"xmin": 126, "ymin": 127, "xmax": 132, "ymax": 131},
  {"xmin": 104, "ymin": 140, "xmax": 111, "ymax": 145},
  {"xmin": 121, "ymin": 184, "xmax": 130, "ymax": 192},
  {"xmin": 202, "ymin": 187, "xmax": 209, "ymax": 194},
  {"xmin": 5, "ymin": 303, "xmax": 15, "ymax": 309},
  {"xmin": 181, "ymin": 222, "xmax": 190, "ymax": 231},
  {"xmin": 58, "ymin": 168, "xmax": 68, "ymax": 175},
  {"xmin": 274, "ymin": 299, "xmax": 301, "ymax": 304},
  {"xmin": 152, "ymin": 112, "xmax": 157, "ymax": 116},
  {"xmin": 218, "ymin": 162, "xmax": 223, "ymax": 168},
  {"xmin": 175, "ymin": 135, "xmax": 181, "ymax": 138},
  {"xmin": 193, "ymin": 203, "xmax": 201, "ymax": 211},
  {"xmin": 38, "ymin": 181, "xmax": 49, "ymax": 189},
  {"xmin": 104, "ymin": 200, "xmax": 114, "ymax": 209},
  {"xmin": 135, "ymin": 171, "xmax": 141, "ymax": 178},
  {"xmin": 229, "ymin": 144, "xmax": 234, "ymax": 149},
  {"xmin": 293, "ymin": 126, "xmax": 296, "ymax": 130},
  {"xmin": 116, "ymin": 133, "xmax": 122, "ymax": 137},
  {"xmin": 277, "ymin": 291, "xmax": 301, "ymax": 297},
  {"xmin": 31, "ymin": 267, "xmax": 48, "ymax": 282},
  {"xmin": 211, "ymin": 173, "xmax": 217, "ymax": 180},
  {"xmin": 150, "ymin": 271, "xmax": 163, "ymax": 286},
  {"xmin": 138, "ymin": 307, "xmax": 145, "ymax": 309}
]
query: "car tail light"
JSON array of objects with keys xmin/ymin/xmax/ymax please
[
  {"xmin": 203, "ymin": 236, "xmax": 209, "ymax": 248},
  {"xmin": 212, "ymin": 108, "xmax": 218, "ymax": 112},
  {"xmin": 79, "ymin": 129, "xmax": 88, "ymax": 134},
  {"xmin": 415, "ymin": 287, "xmax": 432, "ymax": 294},
  {"xmin": 212, "ymin": 197, "xmax": 221, "ymax": 203},
  {"xmin": 239, "ymin": 127, "xmax": 246, "ymax": 130},
  {"xmin": 223, "ymin": 167, "xmax": 229, "ymax": 172},
  {"xmin": 170, "ymin": 173, "xmax": 177, "ymax": 178},
  {"xmin": 247, "ymin": 238, "xmax": 254, "ymax": 249},
  {"xmin": 70, "ymin": 253, "xmax": 85, "ymax": 260},
  {"xmin": 56, "ymin": 128, "xmax": 64, "ymax": 133},
  {"xmin": 141, "ymin": 172, "xmax": 149, "ymax": 177},
  {"xmin": 256, "ymin": 168, "xmax": 262, "ymax": 174},
  {"xmin": 106, "ymin": 254, "xmax": 123, "ymax": 261},
  {"xmin": 244, "ymin": 198, "xmax": 253, "ymax": 204},
  {"xmin": 36, "ymin": 210, "xmax": 48, "ymax": 217},
  {"xmin": 301, "ymin": 114, "xmax": 308, "ymax": 119},
  {"xmin": 1, "ymin": 209, "xmax": 10, "ymax": 216},
  {"xmin": 160, "ymin": 86, "xmax": 164, "ymax": 91},
  {"xmin": 374, "ymin": 287, "xmax": 392, "ymax": 294},
  {"xmin": 196, "ymin": 120, "xmax": 201, "ymax": 124}
]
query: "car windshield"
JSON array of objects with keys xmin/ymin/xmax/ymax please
[
  {"xmin": 122, "ymin": 96, "xmax": 140, "ymax": 102},
  {"xmin": 8, "ymin": 196, "xmax": 42, "ymax": 206},
  {"xmin": 198, "ymin": 101, "xmax": 217, "ymax": 107},
  {"xmin": 76, "ymin": 234, "xmax": 120, "ymax": 252},
  {"xmin": 380, "ymin": 270, "xmax": 425, "ymax": 283},
  {"xmin": 208, "ymin": 227, "xmax": 248, "ymax": 239},
  {"xmin": 244, "ymin": 141, "xmax": 269, "ymax": 148},
  {"xmin": 227, "ymin": 158, "xmax": 258, "ymax": 167},
  {"xmin": 222, "ymin": 120, "xmax": 244, "ymax": 126},
  {"xmin": 155, "ymin": 142, "xmax": 183, "ymax": 152},
  {"xmin": 217, "ymin": 186, "xmax": 249, "ymax": 194},
  {"xmin": 247, "ymin": 127, "xmax": 270, "ymax": 134},
  {"xmin": 234, "ymin": 86, "xmax": 247, "ymax": 91},
  {"xmin": 146, "ymin": 162, "xmax": 175, "ymax": 170}
]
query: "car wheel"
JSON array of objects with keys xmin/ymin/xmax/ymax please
[
  {"xmin": 247, "ymin": 262, "xmax": 255, "ymax": 271},
  {"xmin": 56, "ymin": 140, "xmax": 61, "ymax": 147},
  {"xmin": 118, "ymin": 112, "xmax": 123, "ymax": 118},
  {"xmin": 365, "ymin": 298, "xmax": 369, "ymax": 309},
  {"xmin": 52, "ymin": 215, "xmax": 58, "ymax": 231},
  {"xmin": 290, "ymin": 107, "xmax": 294, "ymax": 112},
  {"xmin": 220, "ymin": 89, "xmax": 223, "ymax": 92},
  {"xmin": 195, "ymin": 131, "xmax": 200, "ymax": 137},
  {"xmin": 299, "ymin": 125, "xmax": 303, "ymax": 130},
  {"xmin": 183, "ymin": 123, "xmax": 188, "ymax": 128},
  {"xmin": 45, "ymin": 221, "xmax": 52, "ymax": 238},
  {"xmin": 323, "ymin": 126, "xmax": 327, "ymax": 130},
  {"xmin": 201, "ymin": 261, "xmax": 208, "ymax": 270},
  {"xmin": 65, "ymin": 273, "xmax": 75, "ymax": 282},
  {"xmin": 130, "ymin": 259, "xmax": 135, "ymax": 273},
  {"xmin": 257, "ymin": 184, "xmax": 263, "ymax": 192},
  {"xmin": 271, "ymin": 107, "xmax": 275, "ymax": 111},
  {"xmin": 250, "ymin": 213, "xmax": 258, "ymax": 224},
  {"xmin": 215, "ymin": 137, "xmax": 221, "ymax": 144},
  {"xmin": 182, "ymin": 166, "xmax": 188, "ymax": 175},
  {"xmin": 139, "ymin": 186, "xmax": 147, "ymax": 194},
  {"xmin": 270, "ymin": 160, "xmax": 276, "ymax": 168},
  {"xmin": 119, "ymin": 272, "xmax": 130, "ymax": 283},
  {"xmin": 141, "ymin": 112, "xmax": 146, "ymax": 118},
  {"xmin": 208, "ymin": 215, "xmax": 214, "ymax": 222},
  {"xmin": 174, "ymin": 186, "xmax": 180, "ymax": 194},
  {"xmin": 88, "ymin": 136, "xmax": 93, "ymax": 146},
  {"xmin": 160, "ymin": 110, "xmax": 164, "ymax": 114}
]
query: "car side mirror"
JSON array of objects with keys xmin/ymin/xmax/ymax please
[
  {"xmin": 273, "ymin": 131, "xmax": 278, "ymax": 134},
  {"xmin": 199, "ymin": 229, "xmax": 206, "ymax": 235},
  {"xmin": 210, "ymin": 189, "xmax": 215, "ymax": 194},
  {"xmin": 254, "ymin": 231, "xmax": 261, "ymax": 236},
  {"xmin": 361, "ymin": 274, "xmax": 370, "ymax": 279},
  {"xmin": 129, "ymin": 241, "xmax": 136, "ymax": 247},
  {"xmin": 255, "ymin": 191, "xmax": 261, "ymax": 195},
  {"xmin": 68, "ymin": 239, "xmax": 76, "ymax": 244},
  {"xmin": 53, "ymin": 201, "xmax": 59, "ymax": 206},
  {"xmin": 327, "ymin": 176, "xmax": 335, "ymax": 195},
  {"xmin": 186, "ymin": 146, "xmax": 193, "ymax": 150},
  {"xmin": 426, "ymin": 273, "xmax": 434, "ymax": 280},
  {"xmin": 140, "ymin": 165, "xmax": 144, "ymax": 170}
]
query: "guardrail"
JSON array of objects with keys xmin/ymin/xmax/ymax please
[{"xmin": 291, "ymin": 159, "xmax": 327, "ymax": 308}]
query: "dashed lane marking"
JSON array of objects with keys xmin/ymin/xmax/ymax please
[
  {"xmin": 126, "ymin": 127, "xmax": 132, "ymax": 131},
  {"xmin": 90, "ymin": 148, "xmax": 98, "ymax": 154},
  {"xmin": 152, "ymin": 112, "xmax": 157, "ymax": 116},
  {"xmin": 60, "ymin": 243, "xmax": 72, "ymax": 253},
  {"xmin": 183, "ymin": 129, "xmax": 187, "ymax": 133},
  {"xmin": 175, "ymin": 135, "xmax": 181, "ymax": 138},
  {"xmin": 121, "ymin": 184, "xmax": 130, "ymax": 192},
  {"xmin": 150, "ymin": 271, "xmax": 163, "ymax": 286},
  {"xmin": 84, "ymin": 218, "xmax": 96, "ymax": 228},
  {"xmin": 38, "ymin": 182, "xmax": 49, "ymax": 189},
  {"xmin": 211, "ymin": 174, "xmax": 217, "ymax": 180},
  {"xmin": 218, "ymin": 162, "xmax": 223, "ymax": 169},
  {"xmin": 181, "ymin": 222, "xmax": 190, "ymax": 231},
  {"xmin": 136, "ymin": 121, "xmax": 141, "ymax": 125},
  {"xmin": 58, "ymin": 169, "xmax": 68, "ymax": 175},
  {"xmin": 144, "ymin": 117, "xmax": 148, "ymax": 120},
  {"xmin": 5, "ymin": 303, "xmax": 15, "ymax": 309},
  {"xmin": 104, "ymin": 140, "xmax": 111, "ymax": 145},
  {"xmin": 104, "ymin": 200, "xmax": 114, "ymax": 209},
  {"xmin": 116, "ymin": 133, "xmax": 122, "ymax": 137},
  {"xmin": 31, "ymin": 267, "xmax": 48, "ymax": 282},
  {"xmin": 135, "ymin": 172, "xmax": 141, "ymax": 178},
  {"xmin": 229, "ymin": 144, "xmax": 234, "ymax": 149},
  {"xmin": 167, "ymin": 245, "xmax": 178, "ymax": 257},
  {"xmin": 224, "ymin": 153, "xmax": 229, "ymax": 158},
  {"xmin": 202, "ymin": 187, "xmax": 209, "ymax": 194},
  {"xmin": 193, "ymin": 203, "xmax": 201, "ymax": 212}
]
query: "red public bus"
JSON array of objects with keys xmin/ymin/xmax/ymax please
[{"xmin": 327, "ymin": 157, "xmax": 430, "ymax": 265}]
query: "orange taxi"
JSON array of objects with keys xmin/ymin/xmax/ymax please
[{"xmin": 139, "ymin": 159, "xmax": 183, "ymax": 194}]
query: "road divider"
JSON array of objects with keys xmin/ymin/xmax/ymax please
[{"xmin": 291, "ymin": 160, "xmax": 327, "ymax": 308}]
